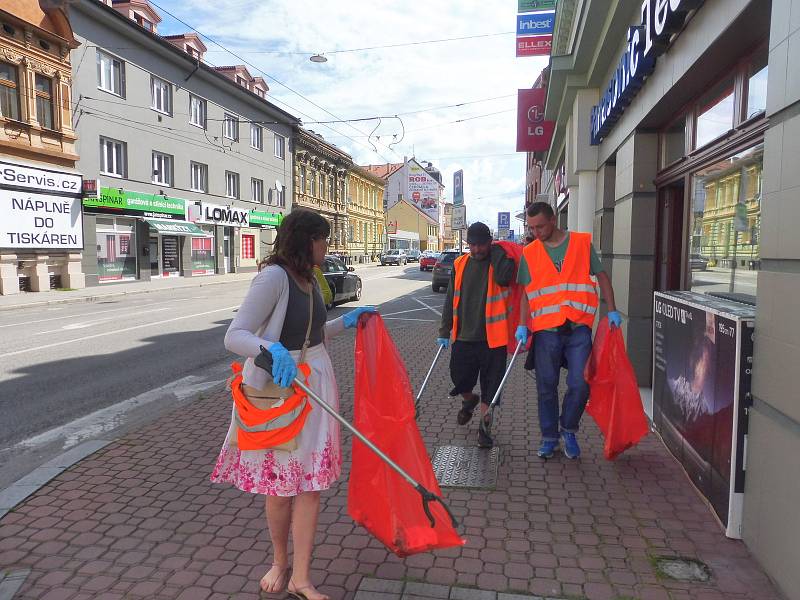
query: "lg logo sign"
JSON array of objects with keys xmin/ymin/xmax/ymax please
[{"xmin": 527, "ymin": 105, "xmax": 544, "ymax": 124}]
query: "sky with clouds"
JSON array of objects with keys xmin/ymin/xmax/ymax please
[{"xmin": 153, "ymin": 0, "xmax": 548, "ymax": 235}]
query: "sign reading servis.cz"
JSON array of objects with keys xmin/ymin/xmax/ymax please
[{"xmin": 590, "ymin": 0, "xmax": 702, "ymax": 145}]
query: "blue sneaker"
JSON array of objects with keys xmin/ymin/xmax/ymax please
[
  {"xmin": 537, "ymin": 439, "xmax": 559, "ymax": 458},
  {"xmin": 561, "ymin": 432, "xmax": 581, "ymax": 459}
]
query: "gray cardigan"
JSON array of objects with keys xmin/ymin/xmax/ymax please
[{"xmin": 224, "ymin": 265, "xmax": 346, "ymax": 388}]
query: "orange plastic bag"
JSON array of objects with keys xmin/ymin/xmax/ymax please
[
  {"xmin": 348, "ymin": 315, "xmax": 465, "ymax": 556},
  {"xmin": 584, "ymin": 317, "xmax": 650, "ymax": 460}
]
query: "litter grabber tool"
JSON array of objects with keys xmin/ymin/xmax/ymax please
[
  {"xmin": 415, "ymin": 344, "xmax": 445, "ymax": 411},
  {"xmin": 479, "ymin": 339, "xmax": 524, "ymax": 440},
  {"xmin": 254, "ymin": 345, "xmax": 458, "ymax": 530}
]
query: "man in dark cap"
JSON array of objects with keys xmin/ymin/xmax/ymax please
[{"xmin": 437, "ymin": 222, "xmax": 516, "ymax": 448}]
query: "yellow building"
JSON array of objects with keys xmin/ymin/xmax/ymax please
[
  {"xmin": 387, "ymin": 198, "xmax": 440, "ymax": 252},
  {"xmin": 346, "ymin": 166, "xmax": 385, "ymax": 263}
]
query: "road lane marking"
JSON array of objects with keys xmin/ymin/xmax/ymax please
[
  {"xmin": 0, "ymin": 305, "xmax": 238, "ymax": 359},
  {"xmin": 32, "ymin": 306, "xmax": 177, "ymax": 335},
  {"xmin": 0, "ymin": 298, "xmax": 187, "ymax": 329},
  {"xmin": 413, "ymin": 297, "xmax": 442, "ymax": 316},
  {"xmin": 381, "ymin": 307, "xmax": 431, "ymax": 317},
  {"xmin": 383, "ymin": 317, "xmax": 437, "ymax": 322},
  {"xmin": 12, "ymin": 375, "xmax": 224, "ymax": 451}
]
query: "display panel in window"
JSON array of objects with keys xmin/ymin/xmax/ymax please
[
  {"xmin": 241, "ymin": 234, "xmax": 255, "ymax": 259},
  {"xmin": 0, "ymin": 61, "xmax": 21, "ymax": 120},
  {"xmin": 191, "ymin": 236, "xmax": 215, "ymax": 275},
  {"xmin": 688, "ymin": 143, "xmax": 762, "ymax": 304}
]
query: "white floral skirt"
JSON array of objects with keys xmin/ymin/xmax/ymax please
[{"xmin": 210, "ymin": 344, "xmax": 342, "ymax": 496}]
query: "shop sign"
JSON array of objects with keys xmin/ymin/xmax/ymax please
[
  {"xmin": 146, "ymin": 219, "xmax": 205, "ymax": 235},
  {"xmin": 82, "ymin": 179, "xmax": 99, "ymax": 198},
  {"xmin": 84, "ymin": 188, "xmax": 186, "ymax": 220},
  {"xmin": 590, "ymin": 0, "xmax": 702, "ymax": 145},
  {"xmin": 452, "ymin": 205, "xmax": 467, "ymax": 231},
  {"xmin": 516, "ymin": 11, "xmax": 555, "ymax": 36},
  {"xmin": 517, "ymin": 87, "xmax": 555, "ymax": 152},
  {"xmin": 516, "ymin": 35, "xmax": 552, "ymax": 57},
  {"xmin": 249, "ymin": 210, "xmax": 283, "ymax": 227},
  {"xmin": 518, "ymin": 0, "xmax": 556, "ymax": 11},
  {"xmin": 197, "ymin": 201, "xmax": 249, "ymax": 227},
  {"xmin": 1, "ymin": 189, "xmax": 84, "ymax": 250},
  {"xmin": 0, "ymin": 160, "xmax": 81, "ymax": 196}
]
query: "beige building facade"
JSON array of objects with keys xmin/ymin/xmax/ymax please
[{"xmin": 346, "ymin": 165, "xmax": 385, "ymax": 263}]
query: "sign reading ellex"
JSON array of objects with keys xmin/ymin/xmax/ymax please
[
  {"xmin": 517, "ymin": 35, "xmax": 552, "ymax": 57},
  {"xmin": 590, "ymin": 0, "xmax": 702, "ymax": 145}
]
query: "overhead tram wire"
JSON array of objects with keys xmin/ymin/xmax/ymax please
[{"xmin": 149, "ymin": 0, "xmax": 401, "ymax": 162}]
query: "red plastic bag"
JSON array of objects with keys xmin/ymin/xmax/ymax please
[
  {"xmin": 348, "ymin": 315, "xmax": 465, "ymax": 556},
  {"xmin": 494, "ymin": 240, "xmax": 531, "ymax": 354},
  {"xmin": 584, "ymin": 317, "xmax": 649, "ymax": 460}
]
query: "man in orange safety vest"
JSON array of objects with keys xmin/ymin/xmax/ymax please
[
  {"xmin": 437, "ymin": 222, "xmax": 516, "ymax": 449},
  {"xmin": 515, "ymin": 202, "xmax": 621, "ymax": 459}
]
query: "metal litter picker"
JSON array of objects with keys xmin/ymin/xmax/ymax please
[
  {"xmin": 255, "ymin": 345, "xmax": 458, "ymax": 530},
  {"xmin": 414, "ymin": 345, "xmax": 445, "ymax": 411},
  {"xmin": 479, "ymin": 340, "xmax": 524, "ymax": 441}
]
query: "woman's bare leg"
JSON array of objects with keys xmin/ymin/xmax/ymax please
[
  {"xmin": 287, "ymin": 491, "xmax": 329, "ymax": 600},
  {"xmin": 260, "ymin": 495, "xmax": 292, "ymax": 593}
]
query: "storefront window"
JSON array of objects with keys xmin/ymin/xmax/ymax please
[
  {"xmin": 746, "ymin": 49, "xmax": 768, "ymax": 120},
  {"xmin": 241, "ymin": 234, "xmax": 255, "ymax": 259},
  {"xmin": 695, "ymin": 78, "xmax": 735, "ymax": 149},
  {"xmin": 96, "ymin": 217, "xmax": 137, "ymax": 282},
  {"xmin": 688, "ymin": 143, "xmax": 763, "ymax": 303},
  {"xmin": 190, "ymin": 235, "xmax": 215, "ymax": 275}
]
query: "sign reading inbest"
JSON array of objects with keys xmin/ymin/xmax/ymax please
[{"xmin": 1, "ymin": 189, "xmax": 84, "ymax": 249}]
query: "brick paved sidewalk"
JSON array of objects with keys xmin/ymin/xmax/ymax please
[{"xmin": 0, "ymin": 315, "xmax": 784, "ymax": 600}]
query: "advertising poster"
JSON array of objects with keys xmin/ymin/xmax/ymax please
[
  {"xmin": 653, "ymin": 292, "xmax": 754, "ymax": 530},
  {"xmin": 516, "ymin": 35, "xmax": 552, "ymax": 57},
  {"xmin": 1, "ymin": 190, "xmax": 84, "ymax": 250},
  {"xmin": 162, "ymin": 236, "xmax": 180, "ymax": 275},
  {"xmin": 517, "ymin": 88, "xmax": 555, "ymax": 152},
  {"xmin": 405, "ymin": 161, "xmax": 441, "ymax": 222}
]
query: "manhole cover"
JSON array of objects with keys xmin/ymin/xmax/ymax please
[
  {"xmin": 655, "ymin": 557, "xmax": 712, "ymax": 582},
  {"xmin": 432, "ymin": 445, "xmax": 499, "ymax": 489}
]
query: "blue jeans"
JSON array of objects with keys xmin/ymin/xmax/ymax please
[{"xmin": 533, "ymin": 325, "xmax": 593, "ymax": 441}]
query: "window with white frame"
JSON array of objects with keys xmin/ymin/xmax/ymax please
[
  {"xmin": 223, "ymin": 113, "xmax": 238, "ymax": 141},
  {"xmin": 190, "ymin": 161, "xmax": 208, "ymax": 192},
  {"xmin": 276, "ymin": 186, "xmax": 285, "ymax": 207},
  {"xmin": 96, "ymin": 51, "xmax": 124, "ymax": 96},
  {"xmin": 225, "ymin": 171, "xmax": 240, "ymax": 199},
  {"xmin": 100, "ymin": 137, "xmax": 126, "ymax": 177},
  {"xmin": 251, "ymin": 178, "xmax": 264, "ymax": 203},
  {"xmin": 150, "ymin": 76, "xmax": 171, "ymax": 115},
  {"xmin": 274, "ymin": 134, "xmax": 285, "ymax": 159},
  {"xmin": 189, "ymin": 94, "xmax": 206, "ymax": 128},
  {"xmin": 152, "ymin": 151, "xmax": 173, "ymax": 186},
  {"xmin": 250, "ymin": 123, "xmax": 263, "ymax": 151}
]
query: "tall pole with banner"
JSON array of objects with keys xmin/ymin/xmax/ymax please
[{"xmin": 453, "ymin": 169, "xmax": 464, "ymax": 250}]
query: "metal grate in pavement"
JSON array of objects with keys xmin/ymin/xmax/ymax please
[{"xmin": 432, "ymin": 445, "xmax": 499, "ymax": 489}]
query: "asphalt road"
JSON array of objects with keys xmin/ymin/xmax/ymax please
[{"xmin": 0, "ymin": 262, "xmax": 444, "ymax": 489}]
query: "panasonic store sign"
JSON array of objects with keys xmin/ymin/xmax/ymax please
[{"xmin": 590, "ymin": 0, "xmax": 702, "ymax": 145}]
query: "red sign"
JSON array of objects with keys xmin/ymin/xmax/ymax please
[
  {"xmin": 516, "ymin": 35, "xmax": 552, "ymax": 57},
  {"xmin": 516, "ymin": 88, "xmax": 555, "ymax": 152}
]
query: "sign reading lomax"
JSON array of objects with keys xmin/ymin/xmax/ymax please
[
  {"xmin": 198, "ymin": 202, "xmax": 250, "ymax": 227},
  {"xmin": 590, "ymin": 0, "xmax": 702, "ymax": 145},
  {"xmin": 1, "ymin": 189, "xmax": 84, "ymax": 249}
]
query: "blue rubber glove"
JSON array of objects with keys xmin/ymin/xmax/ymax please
[
  {"xmin": 515, "ymin": 326, "xmax": 528, "ymax": 345},
  {"xmin": 268, "ymin": 342, "xmax": 298, "ymax": 388},
  {"xmin": 608, "ymin": 311, "xmax": 622, "ymax": 328},
  {"xmin": 436, "ymin": 337, "xmax": 450, "ymax": 349},
  {"xmin": 343, "ymin": 305, "xmax": 378, "ymax": 329}
]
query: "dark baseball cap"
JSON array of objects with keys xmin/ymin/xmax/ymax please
[{"xmin": 466, "ymin": 222, "xmax": 492, "ymax": 244}]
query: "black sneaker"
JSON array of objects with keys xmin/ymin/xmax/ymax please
[
  {"xmin": 477, "ymin": 418, "xmax": 494, "ymax": 448},
  {"xmin": 456, "ymin": 395, "xmax": 480, "ymax": 425}
]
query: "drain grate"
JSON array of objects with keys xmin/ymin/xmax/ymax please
[
  {"xmin": 431, "ymin": 445, "xmax": 499, "ymax": 489},
  {"xmin": 655, "ymin": 557, "xmax": 712, "ymax": 582}
]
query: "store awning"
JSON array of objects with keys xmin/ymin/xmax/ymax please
[{"xmin": 144, "ymin": 219, "xmax": 208, "ymax": 236}]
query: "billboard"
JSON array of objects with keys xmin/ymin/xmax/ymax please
[
  {"xmin": 516, "ymin": 11, "xmax": 555, "ymax": 36},
  {"xmin": 516, "ymin": 35, "xmax": 552, "ymax": 57},
  {"xmin": 652, "ymin": 292, "xmax": 755, "ymax": 538},
  {"xmin": 404, "ymin": 161, "xmax": 441, "ymax": 222},
  {"xmin": 517, "ymin": 88, "xmax": 555, "ymax": 152}
]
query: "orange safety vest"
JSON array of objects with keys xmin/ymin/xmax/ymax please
[
  {"xmin": 451, "ymin": 254, "xmax": 511, "ymax": 349},
  {"xmin": 229, "ymin": 362, "xmax": 313, "ymax": 450},
  {"xmin": 522, "ymin": 232, "xmax": 599, "ymax": 332}
]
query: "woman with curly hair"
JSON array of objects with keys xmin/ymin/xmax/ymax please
[{"xmin": 211, "ymin": 209, "xmax": 376, "ymax": 599}]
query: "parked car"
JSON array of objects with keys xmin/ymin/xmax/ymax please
[
  {"xmin": 321, "ymin": 255, "xmax": 362, "ymax": 309},
  {"xmin": 419, "ymin": 251, "xmax": 440, "ymax": 271},
  {"xmin": 380, "ymin": 249, "xmax": 408, "ymax": 266},
  {"xmin": 406, "ymin": 249, "xmax": 421, "ymax": 262},
  {"xmin": 689, "ymin": 254, "xmax": 709, "ymax": 271},
  {"xmin": 431, "ymin": 251, "xmax": 461, "ymax": 292}
]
